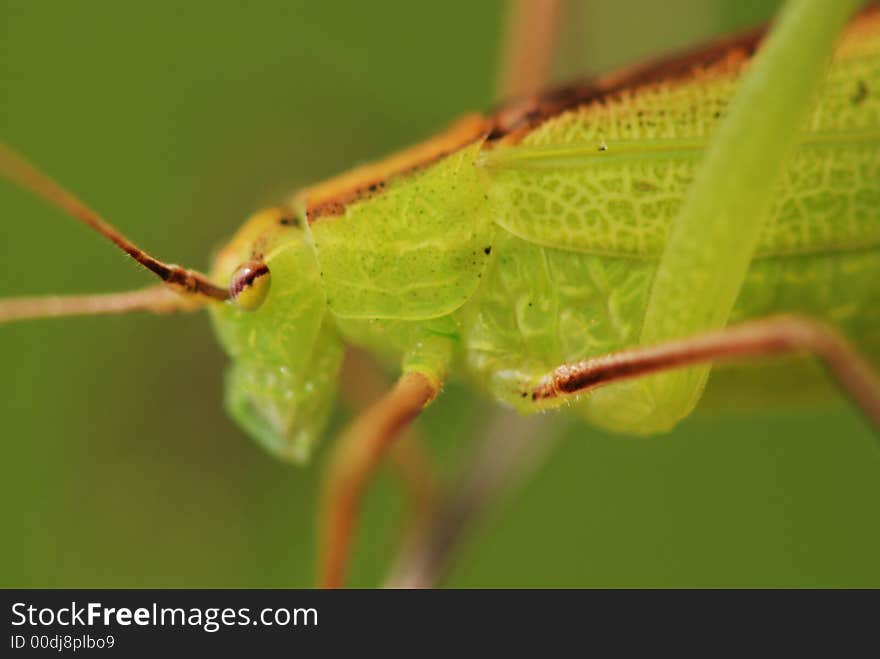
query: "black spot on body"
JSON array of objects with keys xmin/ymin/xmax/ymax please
[
  {"xmin": 852, "ymin": 80, "xmax": 868, "ymax": 105},
  {"xmin": 483, "ymin": 246, "xmax": 492, "ymax": 255}
]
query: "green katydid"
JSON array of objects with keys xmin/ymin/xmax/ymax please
[{"xmin": 1, "ymin": 0, "xmax": 878, "ymax": 588}]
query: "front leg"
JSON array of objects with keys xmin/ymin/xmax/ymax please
[{"xmin": 318, "ymin": 370, "xmax": 441, "ymax": 589}]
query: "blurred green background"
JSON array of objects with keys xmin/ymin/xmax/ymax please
[{"xmin": 2, "ymin": 0, "xmax": 878, "ymax": 588}]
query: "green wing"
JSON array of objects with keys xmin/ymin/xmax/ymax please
[{"xmin": 484, "ymin": 19, "xmax": 880, "ymax": 259}]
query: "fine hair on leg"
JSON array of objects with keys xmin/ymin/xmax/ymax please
[{"xmin": 532, "ymin": 315, "xmax": 880, "ymax": 431}]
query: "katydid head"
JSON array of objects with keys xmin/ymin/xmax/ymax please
[
  {"xmin": 0, "ymin": 144, "xmax": 342, "ymax": 464},
  {"xmin": 211, "ymin": 206, "xmax": 292, "ymax": 309},
  {"xmin": 209, "ymin": 206, "xmax": 343, "ymax": 464}
]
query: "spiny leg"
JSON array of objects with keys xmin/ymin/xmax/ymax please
[
  {"xmin": 532, "ymin": 315, "xmax": 880, "ymax": 432},
  {"xmin": 318, "ymin": 371, "xmax": 440, "ymax": 589}
]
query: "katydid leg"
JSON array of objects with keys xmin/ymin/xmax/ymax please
[
  {"xmin": 337, "ymin": 348, "xmax": 440, "ymax": 545},
  {"xmin": 318, "ymin": 371, "xmax": 440, "ymax": 589},
  {"xmin": 633, "ymin": 0, "xmax": 863, "ymax": 428},
  {"xmin": 532, "ymin": 315, "xmax": 880, "ymax": 432}
]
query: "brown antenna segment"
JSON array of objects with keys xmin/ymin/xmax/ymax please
[{"xmin": 0, "ymin": 142, "xmax": 229, "ymax": 301}]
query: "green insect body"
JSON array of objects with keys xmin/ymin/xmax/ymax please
[{"xmin": 210, "ymin": 7, "xmax": 880, "ymax": 463}]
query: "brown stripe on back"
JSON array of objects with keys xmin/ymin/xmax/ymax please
[
  {"xmin": 301, "ymin": 4, "xmax": 879, "ymax": 222},
  {"xmin": 487, "ymin": 25, "xmax": 765, "ymax": 142},
  {"xmin": 488, "ymin": 3, "xmax": 880, "ymax": 142},
  {"xmin": 304, "ymin": 113, "xmax": 490, "ymax": 222},
  {"xmin": 302, "ymin": 25, "xmax": 767, "ymax": 223}
]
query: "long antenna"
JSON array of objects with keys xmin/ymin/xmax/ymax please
[{"xmin": 0, "ymin": 141, "xmax": 229, "ymax": 301}]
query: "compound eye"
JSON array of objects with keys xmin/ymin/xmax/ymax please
[{"xmin": 229, "ymin": 260, "xmax": 271, "ymax": 311}]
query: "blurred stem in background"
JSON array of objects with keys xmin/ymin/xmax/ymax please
[{"xmin": 386, "ymin": 411, "xmax": 566, "ymax": 588}]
